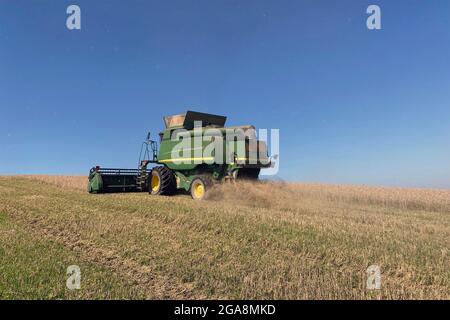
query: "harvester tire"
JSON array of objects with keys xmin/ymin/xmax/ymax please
[
  {"xmin": 149, "ymin": 166, "xmax": 176, "ymax": 195},
  {"xmin": 190, "ymin": 175, "xmax": 212, "ymax": 200}
]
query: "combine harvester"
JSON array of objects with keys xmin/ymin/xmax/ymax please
[{"xmin": 88, "ymin": 111, "xmax": 272, "ymax": 200}]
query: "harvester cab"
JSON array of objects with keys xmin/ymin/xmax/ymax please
[{"xmin": 88, "ymin": 110, "xmax": 273, "ymax": 200}]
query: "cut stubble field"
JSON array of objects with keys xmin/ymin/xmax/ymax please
[{"xmin": 0, "ymin": 175, "xmax": 449, "ymax": 299}]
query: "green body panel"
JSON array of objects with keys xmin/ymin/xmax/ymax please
[
  {"xmin": 158, "ymin": 128, "xmax": 268, "ymax": 167},
  {"xmin": 155, "ymin": 111, "xmax": 271, "ymax": 190}
]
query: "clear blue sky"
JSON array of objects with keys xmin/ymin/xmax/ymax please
[{"xmin": 1, "ymin": 0, "xmax": 449, "ymax": 188}]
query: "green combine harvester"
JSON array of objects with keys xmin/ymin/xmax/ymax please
[{"xmin": 88, "ymin": 111, "xmax": 272, "ymax": 200}]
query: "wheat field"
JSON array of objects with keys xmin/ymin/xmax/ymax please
[{"xmin": 0, "ymin": 175, "xmax": 449, "ymax": 299}]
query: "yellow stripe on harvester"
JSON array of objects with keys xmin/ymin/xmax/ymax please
[
  {"xmin": 159, "ymin": 157, "xmax": 262, "ymax": 163},
  {"xmin": 158, "ymin": 157, "xmax": 215, "ymax": 163}
]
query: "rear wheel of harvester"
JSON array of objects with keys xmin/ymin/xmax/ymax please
[
  {"xmin": 149, "ymin": 166, "xmax": 176, "ymax": 195},
  {"xmin": 190, "ymin": 176, "xmax": 212, "ymax": 200}
]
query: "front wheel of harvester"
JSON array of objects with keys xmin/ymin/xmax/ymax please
[
  {"xmin": 149, "ymin": 166, "xmax": 176, "ymax": 195},
  {"xmin": 190, "ymin": 176, "xmax": 211, "ymax": 200}
]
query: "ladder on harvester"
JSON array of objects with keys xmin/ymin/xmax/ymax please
[
  {"xmin": 136, "ymin": 132, "xmax": 158, "ymax": 191},
  {"xmin": 136, "ymin": 160, "xmax": 150, "ymax": 191}
]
